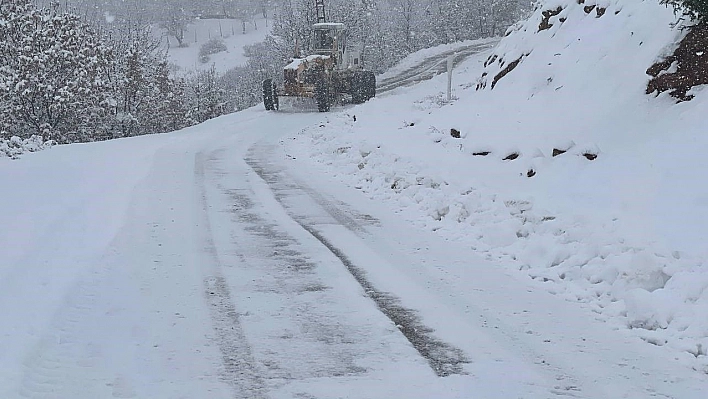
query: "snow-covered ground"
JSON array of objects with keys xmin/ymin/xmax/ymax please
[
  {"xmin": 157, "ymin": 15, "xmax": 271, "ymax": 73},
  {"xmin": 285, "ymin": 0, "xmax": 708, "ymax": 373},
  {"xmin": 2, "ymin": 106, "xmax": 706, "ymax": 398},
  {"xmin": 2, "ymin": 0, "xmax": 708, "ymax": 397},
  {"xmin": 376, "ymin": 37, "xmax": 500, "ymax": 82}
]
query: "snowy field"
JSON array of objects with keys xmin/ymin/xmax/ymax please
[{"xmin": 157, "ymin": 15, "xmax": 271, "ymax": 73}]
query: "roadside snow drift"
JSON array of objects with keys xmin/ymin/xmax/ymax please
[{"xmin": 285, "ymin": 0, "xmax": 708, "ymax": 370}]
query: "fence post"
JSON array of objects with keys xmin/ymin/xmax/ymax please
[{"xmin": 447, "ymin": 54, "xmax": 454, "ymax": 101}]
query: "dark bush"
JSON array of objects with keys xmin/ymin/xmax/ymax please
[{"xmin": 661, "ymin": 0, "xmax": 708, "ymax": 22}]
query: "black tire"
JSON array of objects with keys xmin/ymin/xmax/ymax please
[
  {"xmin": 263, "ymin": 79, "xmax": 274, "ymax": 111},
  {"xmin": 315, "ymin": 79, "xmax": 330, "ymax": 112},
  {"xmin": 364, "ymin": 71, "xmax": 376, "ymax": 100},
  {"xmin": 350, "ymin": 72, "xmax": 365, "ymax": 104}
]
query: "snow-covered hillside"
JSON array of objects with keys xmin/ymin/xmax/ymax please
[
  {"xmin": 285, "ymin": 0, "xmax": 708, "ymax": 371},
  {"xmin": 157, "ymin": 16, "xmax": 271, "ymax": 73}
]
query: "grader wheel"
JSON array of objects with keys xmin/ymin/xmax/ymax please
[
  {"xmin": 351, "ymin": 72, "xmax": 366, "ymax": 104},
  {"xmin": 263, "ymin": 79, "xmax": 276, "ymax": 111},
  {"xmin": 315, "ymin": 79, "xmax": 331, "ymax": 112}
]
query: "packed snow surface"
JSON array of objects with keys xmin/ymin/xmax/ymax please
[{"xmin": 377, "ymin": 37, "xmax": 500, "ymax": 82}]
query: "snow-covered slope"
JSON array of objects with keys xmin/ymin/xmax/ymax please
[
  {"xmin": 286, "ymin": 0, "xmax": 708, "ymax": 370},
  {"xmin": 158, "ymin": 16, "xmax": 271, "ymax": 73}
]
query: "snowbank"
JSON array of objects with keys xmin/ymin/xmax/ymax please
[{"xmin": 285, "ymin": 0, "xmax": 708, "ymax": 371}]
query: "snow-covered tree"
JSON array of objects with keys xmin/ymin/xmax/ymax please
[
  {"xmin": 185, "ymin": 66, "xmax": 229, "ymax": 124},
  {"xmin": 0, "ymin": 0, "xmax": 114, "ymax": 142},
  {"xmin": 150, "ymin": 60, "xmax": 190, "ymax": 133},
  {"xmin": 106, "ymin": 23, "xmax": 188, "ymax": 137},
  {"xmin": 159, "ymin": 1, "xmax": 193, "ymax": 48}
]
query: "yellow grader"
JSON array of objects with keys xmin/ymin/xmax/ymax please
[{"xmin": 262, "ymin": 0, "xmax": 376, "ymax": 112}]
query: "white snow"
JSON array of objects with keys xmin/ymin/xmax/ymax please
[
  {"xmin": 3, "ymin": 0, "xmax": 708, "ymax": 397},
  {"xmin": 377, "ymin": 37, "xmax": 500, "ymax": 81},
  {"xmin": 285, "ymin": 0, "xmax": 708, "ymax": 373},
  {"xmin": 284, "ymin": 55, "xmax": 330, "ymax": 70},
  {"xmin": 158, "ymin": 16, "xmax": 271, "ymax": 73}
]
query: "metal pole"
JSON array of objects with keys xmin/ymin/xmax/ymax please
[{"xmin": 447, "ymin": 54, "xmax": 454, "ymax": 101}]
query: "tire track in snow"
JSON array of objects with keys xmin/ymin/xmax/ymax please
[
  {"xmin": 17, "ymin": 264, "xmax": 145, "ymax": 399},
  {"xmin": 376, "ymin": 42, "xmax": 497, "ymax": 94},
  {"xmin": 195, "ymin": 152, "xmax": 268, "ymax": 399},
  {"xmin": 18, "ymin": 277, "xmax": 102, "ymax": 399},
  {"xmin": 248, "ymin": 142, "xmax": 611, "ymax": 395},
  {"xmin": 246, "ymin": 145, "xmax": 609, "ymax": 397},
  {"xmin": 294, "ymin": 223, "xmax": 469, "ymax": 377},
  {"xmin": 246, "ymin": 145, "xmax": 469, "ymax": 377},
  {"xmin": 202, "ymin": 149, "xmax": 374, "ymax": 387}
]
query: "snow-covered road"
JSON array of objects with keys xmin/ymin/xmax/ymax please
[
  {"xmin": 1, "ymin": 105, "xmax": 706, "ymax": 398},
  {"xmin": 376, "ymin": 39, "xmax": 499, "ymax": 95}
]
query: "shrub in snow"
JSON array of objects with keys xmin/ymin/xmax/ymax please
[
  {"xmin": 0, "ymin": 2, "xmax": 192, "ymax": 143},
  {"xmin": 199, "ymin": 38, "xmax": 228, "ymax": 63},
  {"xmin": 0, "ymin": 135, "xmax": 54, "ymax": 159},
  {"xmin": 661, "ymin": 0, "xmax": 708, "ymax": 22},
  {"xmin": 185, "ymin": 66, "xmax": 229, "ymax": 124}
]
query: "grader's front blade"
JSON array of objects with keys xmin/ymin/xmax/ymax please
[{"xmin": 276, "ymin": 95, "xmax": 319, "ymax": 113}]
